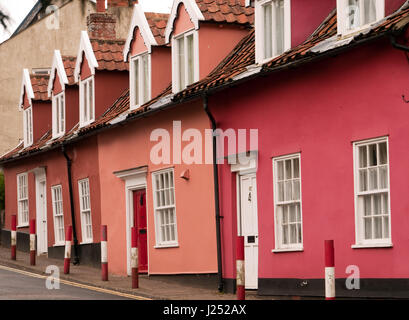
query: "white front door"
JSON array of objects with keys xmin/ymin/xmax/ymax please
[
  {"xmin": 36, "ymin": 178, "xmax": 47, "ymax": 255},
  {"xmin": 239, "ymin": 173, "xmax": 258, "ymax": 289}
]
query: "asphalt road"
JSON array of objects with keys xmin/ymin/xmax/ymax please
[{"xmin": 0, "ymin": 266, "xmax": 131, "ymax": 300}]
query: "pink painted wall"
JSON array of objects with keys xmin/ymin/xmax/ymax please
[
  {"xmin": 97, "ymin": 101, "xmax": 217, "ymax": 276},
  {"xmin": 52, "ymin": 74, "xmax": 63, "ymax": 95},
  {"xmin": 32, "ymin": 101, "xmax": 51, "ymax": 142},
  {"xmin": 173, "ymin": 3, "xmax": 195, "ymax": 37},
  {"xmin": 210, "ymin": 38, "xmax": 409, "ymax": 281},
  {"xmin": 130, "ymin": 28, "xmax": 148, "ymax": 56},
  {"xmin": 151, "ymin": 47, "xmax": 172, "ymax": 98},
  {"xmin": 3, "ymin": 136, "xmax": 102, "ymax": 246},
  {"xmin": 65, "ymin": 85, "xmax": 79, "ymax": 132}
]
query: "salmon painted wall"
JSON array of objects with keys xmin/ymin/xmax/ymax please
[
  {"xmin": 130, "ymin": 28, "xmax": 148, "ymax": 56},
  {"xmin": 173, "ymin": 3, "xmax": 194, "ymax": 37},
  {"xmin": 97, "ymin": 101, "xmax": 217, "ymax": 276},
  {"xmin": 95, "ymin": 70, "xmax": 129, "ymax": 119},
  {"xmin": 3, "ymin": 136, "xmax": 102, "ymax": 246},
  {"xmin": 32, "ymin": 101, "xmax": 51, "ymax": 142},
  {"xmin": 65, "ymin": 85, "xmax": 80, "ymax": 132},
  {"xmin": 209, "ymin": 38, "xmax": 409, "ymax": 281},
  {"xmin": 198, "ymin": 24, "xmax": 250, "ymax": 79}
]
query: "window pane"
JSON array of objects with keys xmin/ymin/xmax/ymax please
[
  {"xmin": 88, "ymin": 79, "xmax": 94, "ymax": 120},
  {"xmin": 359, "ymin": 169, "xmax": 367, "ymax": 192},
  {"xmin": 378, "ymin": 142, "xmax": 387, "ymax": 165},
  {"xmin": 364, "ymin": 195, "xmax": 371, "ymax": 216},
  {"xmin": 274, "ymin": 0, "xmax": 285, "ymax": 55},
  {"xmin": 178, "ymin": 38, "xmax": 185, "ymax": 90},
  {"xmin": 292, "ymin": 179, "xmax": 300, "ymax": 200},
  {"xmin": 284, "ymin": 180, "xmax": 292, "ymax": 201},
  {"xmin": 348, "ymin": 0, "xmax": 360, "ymax": 30},
  {"xmin": 133, "ymin": 59, "xmax": 139, "ymax": 105},
  {"xmin": 373, "ymin": 194, "xmax": 381, "ymax": 215},
  {"xmin": 143, "ymin": 55, "xmax": 149, "ymax": 103},
  {"xmin": 263, "ymin": 3, "xmax": 272, "ymax": 59},
  {"xmin": 374, "ymin": 216, "xmax": 382, "ymax": 238},
  {"xmin": 368, "ymin": 167, "xmax": 378, "ymax": 190},
  {"xmin": 285, "ymin": 159, "xmax": 292, "ymax": 179},
  {"xmin": 368, "ymin": 144, "xmax": 377, "ymax": 166},
  {"xmin": 277, "ymin": 161, "xmax": 284, "ymax": 180},
  {"xmin": 83, "ymin": 82, "xmax": 88, "ymax": 121},
  {"xmin": 359, "ymin": 146, "xmax": 367, "ymax": 168},
  {"xmin": 293, "ymin": 158, "xmax": 299, "ymax": 178},
  {"xmin": 363, "ymin": 0, "xmax": 377, "ymax": 25},
  {"xmin": 289, "ymin": 204, "xmax": 296, "ymax": 222},
  {"xmin": 187, "ymin": 34, "xmax": 194, "ymax": 86},
  {"xmin": 383, "ymin": 217, "xmax": 389, "ymax": 238},
  {"xmin": 379, "ymin": 165, "xmax": 388, "ymax": 189},
  {"xmin": 364, "ymin": 217, "xmax": 372, "ymax": 239}
]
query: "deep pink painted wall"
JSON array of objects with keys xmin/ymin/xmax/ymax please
[
  {"xmin": 32, "ymin": 101, "xmax": 52, "ymax": 142},
  {"xmin": 210, "ymin": 37, "xmax": 409, "ymax": 280}
]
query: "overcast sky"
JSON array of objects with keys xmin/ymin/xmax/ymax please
[{"xmin": 0, "ymin": 0, "xmax": 173, "ymax": 43}]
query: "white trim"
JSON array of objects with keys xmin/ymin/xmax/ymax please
[
  {"xmin": 17, "ymin": 172, "xmax": 29, "ymax": 228},
  {"xmin": 352, "ymin": 136, "xmax": 392, "ymax": 247},
  {"xmin": 23, "ymin": 107, "xmax": 33, "ymax": 148},
  {"xmin": 165, "ymin": 0, "xmax": 205, "ymax": 44},
  {"xmin": 48, "ymin": 50, "xmax": 69, "ymax": 97},
  {"xmin": 272, "ymin": 247, "xmax": 303, "ymax": 253},
  {"xmin": 74, "ymin": 31, "xmax": 99, "ymax": 83},
  {"xmin": 272, "ymin": 152, "xmax": 303, "ymax": 251},
  {"xmin": 130, "ymin": 52, "xmax": 152, "ymax": 110},
  {"xmin": 51, "ymin": 184, "xmax": 65, "ymax": 246},
  {"xmin": 123, "ymin": 3, "xmax": 158, "ymax": 62},
  {"xmin": 52, "ymin": 91, "xmax": 66, "ymax": 139},
  {"xmin": 19, "ymin": 69, "xmax": 35, "ymax": 110},
  {"xmin": 78, "ymin": 178, "xmax": 93, "ymax": 243},
  {"xmin": 79, "ymin": 76, "xmax": 95, "ymax": 128},
  {"xmin": 172, "ymin": 30, "xmax": 199, "ymax": 94},
  {"xmin": 255, "ymin": 0, "xmax": 291, "ymax": 64},
  {"xmin": 337, "ymin": 0, "xmax": 385, "ymax": 36},
  {"xmin": 35, "ymin": 169, "xmax": 47, "ymax": 255},
  {"xmin": 351, "ymin": 243, "xmax": 393, "ymax": 249},
  {"xmin": 114, "ymin": 166, "xmax": 148, "ymax": 276}
]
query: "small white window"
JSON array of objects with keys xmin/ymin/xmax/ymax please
[
  {"xmin": 79, "ymin": 76, "xmax": 95, "ymax": 127},
  {"xmin": 52, "ymin": 92, "xmax": 65, "ymax": 138},
  {"xmin": 130, "ymin": 53, "xmax": 151, "ymax": 109},
  {"xmin": 353, "ymin": 137, "xmax": 391, "ymax": 247},
  {"xmin": 23, "ymin": 107, "xmax": 33, "ymax": 147},
  {"xmin": 273, "ymin": 153, "xmax": 303, "ymax": 250},
  {"xmin": 172, "ymin": 30, "xmax": 198, "ymax": 93},
  {"xmin": 152, "ymin": 169, "xmax": 178, "ymax": 247},
  {"xmin": 17, "ymin": 173, "xmax": 29, "ymax": 227},
  {"xmin": 337, "ymin": 0, "xmax": 384, "ymax": 35},
  {"xmin": 255, "ymin": 0, "xmax": 291, "ymax": 64},
  {"xmin": 51, "ymin": 185, "xmax": 65, "ymax": 245},
  {"xmin": 78, "ymin": 178, "xmax": 93, "ymax": 243}
]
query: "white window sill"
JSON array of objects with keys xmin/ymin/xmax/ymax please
[
  {"xmin": 154, "ymin": 243, "xmax": 179, "ymax": 249},
  {"xmin": 17, "ymin": 224, "xmax": 29, "ymax": 229},
  {"xmin": 52, "ymin": 133, "xmax": 65, "ymax": 140},
  {"xmin": 80, "ymin": 241, "xmax": 93, "ymax": 245},
  {"xmin": 351, "ymin": 243, "xmax": 393, "ymax": 249},
  {"xmin": 272, "ymin": 247, "xmax": 304, "ymax": 253}
]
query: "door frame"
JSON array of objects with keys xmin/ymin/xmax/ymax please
[
  {"xmin": 34, "ymin": 168, "xmax": 47, "ymax": 256},
  {"xmin": 114, "ymin": 166, "xmax": 148, "ymax": 276}
]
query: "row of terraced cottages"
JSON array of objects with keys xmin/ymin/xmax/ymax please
[{"xmin": 1, "ymin": 0, "xmax": 409, "ymax": 298}]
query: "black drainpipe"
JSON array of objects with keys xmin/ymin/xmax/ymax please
[
  {"xmin": 203, "ymin": 94, "xmax": 224, "ymax": 293},
  {"xmin": 390, "ymin": 33, "xmax": 409, "ymax": 52},
  {"xmin": 62, "ymin": 145, "xmax": 80, "ymax": 265}
]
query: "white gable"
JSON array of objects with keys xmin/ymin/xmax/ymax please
[
  {"xmin": 48, "ymin": 50, "xmax": 69, "ymax": 97},
  {"xmin": 19, "ymin": 69, "xmax": 34, "ymax": 110},
  {"xmin": 74, "ymin": 31, "xmax": 99, "ymax": 82}
]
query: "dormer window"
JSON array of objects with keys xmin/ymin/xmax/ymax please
[
  {"xmin": 52, "ymin": 92, "xmax": 65, "ymax": 138},
  {"xmin": 23, "ymin": 107, "xmax": 33, "ymax": 147},
  {"xmin": 79, "ymin": 76, "xmax": 95, "ymax": 127},
  {"xmin": 337, "ymin": 0, "xmax": 384, "ymax": 35},
  {"xmin": 255, "ymin": 0, "xmax": 291, "ymax": 64},
  {"xmin": 130, "ymin": 53, "xmax": 151, "ymax": 109},
  {"xmin": 172, "ymin": 30, "xmax": 198, "ymax": 93}
]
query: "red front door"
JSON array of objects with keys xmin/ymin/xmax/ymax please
[{"xmin": 133, "ymin": 190, "xmax": 148, "ymax": 273}]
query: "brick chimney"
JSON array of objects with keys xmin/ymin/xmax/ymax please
[
  {"xmin": 87, "ymin": 0, "xmax": 116, "ymax": 40},
  {"xmin": 108, "ymin": 0, "xmax": 138, "ymax": 7}
]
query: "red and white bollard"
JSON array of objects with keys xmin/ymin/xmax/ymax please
[
  {"xmin": 101, "ymin": 225, "xmax": 108, "ymax": 281},
  {"xmin": 64, "ymin": 226, "xmax": 73, "ymax": 274},
  {"xmin": 324, "ymin": 240, "xmax": 335, "ymax": 300},
  {"xmin": 29, "ymin": 219, "xmax": 36, "ymax": 266},
  {"xmin": 11, "ymin": 215, "xmax": 17, "ymax": 260},
  {"xmin": 236, "ymin": 236, "xmax": 245, "ymax": 300},
  {"xmin": 131, "ymin": 227, "xmax": 139, "ymax": 288}
]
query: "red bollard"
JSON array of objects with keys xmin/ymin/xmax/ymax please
[
  {"xmin": 64, "ymin": 226, "xmax": 73, "ymax": 274},
  {"xmin": 131, "ymin": 227, "xmax": 139, "ymax": 289},
  {"xmin": 324, "ymin": 240, "xmax": 335, "ymax": 300},
  {"xmin": 11, "ymin": 215, "xmax": 17, "ymax": 260},
  {"xmin": 29, "ymin": 219, "xmax": 36, "ymax": 266},
  {"xmin": 101, "ymin": 225, "xmax": 108, "ymax": 281},
  {"xmin": 236, "ymin": 236, "xmax": 245, "ymax": 300}
]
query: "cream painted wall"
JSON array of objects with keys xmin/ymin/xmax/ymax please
[{"xmin": 0, "ymin": 0, "xmax": 132, "ymax": 155}]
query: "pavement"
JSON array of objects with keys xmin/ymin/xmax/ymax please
[{"xmin": 0, "ymin": 245, "xmax": 272, "ymax": 300}]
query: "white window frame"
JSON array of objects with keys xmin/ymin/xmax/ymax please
[
  {"xmin": 152, "ymin": 168, "xmax": 178, "ymax": 248},
  {"xmin": 272, "ymin": 153, "xmax": 303, "ymax": 251},
  {"xmin": 23, "ymin": 107, "xmax": 33, "ymax": 148},
  {"xmin": 17, "ymin": 173, "xmax": 29, "ymax": 227},
  {"xmin": 52, "ymin": 92, "xmax": 65, "ymax": 139},
  {"xmin": 51, "ymin": 185, "xmax": 65, "ymax": 246},
  {"xmin": 130, "ymin": 52, "xmax": 151, "ymax": 110},
  {"xmin": 171, "ymin": 29, "xmax": 199, "ymax": 94},
  {"xmin": 255, "ymin": 0, "xmax": 291, "ymax": 64},
  {"xmin": 337, "ymin": 0, "xmax": 384, "ymax": 36},
  {"xmin": 79, "ymin": 76, "xmax": 95, "ymax": 128},
  {"xmin": 352, "ymin": 136, "xmax": 392, "ymax": 248},
  {"xmin": 78, "ymin": 178, "xmax": 93, "ymax": 243}
]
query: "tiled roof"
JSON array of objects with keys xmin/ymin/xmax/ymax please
[
  {"xmin": 195, "ymin": 0, "xmax": 254, "ymax": 25},
  {"xmin": 91, "ymin": 39, "xmax": 129, "ymax": 71},
  {"xmin": 62, "ymin": 55, "xmax": 76, "ymax": 85},
  {"xmin": 145, "ymin": 12, "xmax": 170, "ymax": 45},
  {"xmin": 30, "ymin": 74, "xmax": 50, "ymax": 101}
]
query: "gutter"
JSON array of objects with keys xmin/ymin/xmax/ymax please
[
  {"xmin": 203, "ymin": 94, "xmax": 224, "ymax": 293},
  {"xmin": 61, "ymin": 145, "xmax": 80, "ymax": 265}
]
